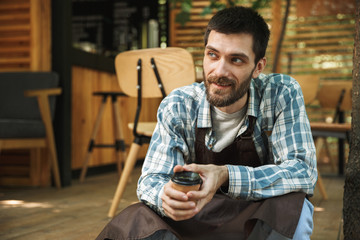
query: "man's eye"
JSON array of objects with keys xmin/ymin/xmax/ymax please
[
  {"xmin": 208, "ymin": 52, "xmax": 217, "ymax": 58},
  {"xmin": 232, "ymin": 58, "xmax": 243, "ymax": 63}
]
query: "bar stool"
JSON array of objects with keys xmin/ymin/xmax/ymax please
[{"xmin": 79, "ymin": 91, "xmax": 127, "ymax": 183}]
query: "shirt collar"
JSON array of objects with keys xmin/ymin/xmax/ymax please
[
  {"xmin": 246, "ymin": 80, "xmax": 259, "ymax": 118},
  {"xmin": 197, "ymin": 84, "xmax": 212, "ymax": 128},
  {"xmin": 196, "ymin": 79, "xmax": 260, "ymax": 129}
]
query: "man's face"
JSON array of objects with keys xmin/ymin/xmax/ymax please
[{"xmin": 203, "ymin": 31, "xmax": 263, "ymax": 110}]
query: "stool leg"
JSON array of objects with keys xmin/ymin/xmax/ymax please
[
  {"xmin": 108, "ymin": 142, "xmax": 141, "ymax": 218},
  {"xmin": 112, "ymin": 97, "xmax": 127, "ymax": 176},
  {"xmin": 80, "ymin": 99, "xmax": 107, "ymax": 183}
]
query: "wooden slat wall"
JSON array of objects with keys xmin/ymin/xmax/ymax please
[
  {"xmin": 71, "ymin": 66, "xmax": 162, "ymax": 170},
  {"xmin": 283, "ymin": 1, "xmax": 354, "ymax": 123},
  {"xmin": 282, "ymin": 2, "xmax": 354, "ymax": 82},
  {"xmin": 0, "ymin": 0, "xmax": 31, "ymax": 71},
  {"xmin": 0, "ymin": 0, "xmax": 50, "ymax": 72}
]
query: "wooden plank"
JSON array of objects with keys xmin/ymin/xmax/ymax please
[
  {"xmin": 30, "ymin": 0, "xmax": 51, "ymax": 71},
  {"xmin": 282, "ymin": 45, "xmax": 353, "ymax": 52},
  {"xmin": 285, "ymin": 30, "xmax": 354, "ymax": 39},
  {"xmin": 280, "ymin": 52, "xmax": 352, "ymax": 59},
  {"xmin": 0, "ymin": 57, "xmax": 30, "ymax": 64},
  {"xmin": 311, "ymin": 122, "xmax": 351, "ymax": 132},
  {"xmin": 271, "ymin": 0, "xmax": 282, "ymax": 73},
  {"xmin": 0, "ymin": 24, "xmax": 30, "ymax": 32},
  {"xmin": 0, "ymin": 65, "xmax": 30, "ymax": 71},
  {"xmin": 0, "ymin": 139, "xmax": 46, "ymax": 149},
  {"xmin": 173, "ymin": 29, "xmax": 206, "ymax": 35},
  {"xmin": 290, "ymin": 15, "xmax": 354, "ymax": 25},
  {"xmin": 287, "ymin": 23, "xmax": 354, "ymax": 31},
  {"xmin": 285, "ymin": 37, "xmax": 353, "ymax": 45},
  {"xmin": 288, "ymin": 69, "xmax": 352, "ymax": 76},
  {"xmin": 0, "ymin": 166, "xmax": 29, "ymax": 176},
  {"xmin": 173, "ymin": 35, "xmax": 204, "ymax": 42},
  {"xmin": 0, "ymin": 36, "xmax": 30, "ymax": 42},
  {"xmin": 0, "ymin": 2, "xmax": 30, "ymax": 11},
  {"xmin": 0, "ymin": 177, "xmax": 31, "ymax": 186},
  {"xmin": 0, "ymin": 13, "xmax": 30, "ymax": 21}
]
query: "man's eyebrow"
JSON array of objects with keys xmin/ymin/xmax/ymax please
[
  {"xmin": 205, "ymin": 45, "xmax": 219, "ymax": 52},
  {"xmin": 205, "ymin": 45, "xmax": 250, "ymax": 61}
]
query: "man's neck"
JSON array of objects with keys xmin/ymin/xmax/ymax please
[{"xmin": 217, "ymin": 92, "xmax": 249, "ymax": 114}]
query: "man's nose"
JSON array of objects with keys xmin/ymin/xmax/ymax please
[{"xmin": 213, "ymin": 58, "xmax": 230, "ymax": 78}]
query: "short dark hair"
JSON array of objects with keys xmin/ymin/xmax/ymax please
[{"xmin": 204, "ymin": 6, "xmax": 270, "ymax": 64}]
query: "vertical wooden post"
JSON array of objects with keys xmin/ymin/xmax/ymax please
[
  {"xmin": 271, "ymin": 0, "xmax": 282, "ymax": 73},
  {"xmin": 30, "ymin": 0, "xmax": 51, "ymax": 71}
]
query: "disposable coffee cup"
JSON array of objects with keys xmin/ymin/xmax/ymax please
[{"xmin": 171, "ymin": 171, "xmax": 202, "ymax": 193}]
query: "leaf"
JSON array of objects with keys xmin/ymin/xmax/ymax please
[
  {"xmin": 227, "ymin": 0, "xmax": 237, "ymax": 7},
  {"xmin": 252, "ymin": 0, "xmax": 271, "ymax": 10},
  {"xmin": 175, "ymin": 11, "xmax": 191, "ymax": 26},
  {"xmin": 181, "ymin": 1, "xmax": 192, "ymax": 12},
  {"xmin": 201, "ymin": 6, "xmax": 213, "ymax": 16}
]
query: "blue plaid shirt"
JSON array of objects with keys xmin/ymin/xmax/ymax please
[{"xmin": 137, "ymin": 73, "xmax": 317, "ymax": 216}]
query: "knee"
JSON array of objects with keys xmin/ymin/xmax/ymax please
[{"xmin": 292, "ymin": 198, "xmax": 314, "ymax": 240}]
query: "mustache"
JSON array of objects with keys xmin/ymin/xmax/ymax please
[{"xmin": 207, "ymin": 76, "xmax": 236, "ymax": 86}]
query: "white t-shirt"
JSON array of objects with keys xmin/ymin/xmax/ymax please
[{"xmin": 210, "ymin": 105, "xmax": 247, "ymax": 152}]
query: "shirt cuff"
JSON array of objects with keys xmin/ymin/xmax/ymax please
[
  {"xmin": 225, "ymin": 165, "xmax": 252, "ymax": 199},
  {"xmin": 156, "ymin": 186, "xmax": 167, "ymax": 216}
]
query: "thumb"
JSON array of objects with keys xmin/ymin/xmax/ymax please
[{"xmin": 173, "ymin": 165, "xmax": 185, "ymax": 173}]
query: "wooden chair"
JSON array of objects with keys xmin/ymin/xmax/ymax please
[
  {"xmin": 312, "ymin": 81, "xmax": 352, "ymax": 176},
  {"xmin": 295, "ymin": 75, "xmax": 320, "ymax": 105},
  {"xmin": 0, "ymin": 72, "xmax": 62, "ymax": 188},
  {"xmin": 108, "ymin": 47, "xmax": 196, "ymax": 217}
]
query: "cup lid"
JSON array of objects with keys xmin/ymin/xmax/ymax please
[{"xmin": 171, "ymin": 171, "xmax": 202, "ymax": 186}]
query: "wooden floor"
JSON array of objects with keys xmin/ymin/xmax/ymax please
[{"xmin": 0, "ymin": 164, "xmax": 344, "ymax": 240}]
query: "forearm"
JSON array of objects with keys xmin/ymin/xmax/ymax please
[
  {"xmin": 137, "ymin": 173, "xmax": 170, "ymax": 216},
  {"xmin": 225, "ymin": 158, "xmax": 317, "ymax": 200}
]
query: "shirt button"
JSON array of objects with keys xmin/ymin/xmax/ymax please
[{"xmin": 209, "ymin": 144, "xmax": 213, "ymax": 148}]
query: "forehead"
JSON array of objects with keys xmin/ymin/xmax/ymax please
[{"xmin": 206, "ymin": 31, "xmax": 255, "ymax": 59}]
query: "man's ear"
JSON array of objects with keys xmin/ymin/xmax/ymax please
[{"xmin": 252, "ymin": 57, "xmax": 267, "ymax": 79}]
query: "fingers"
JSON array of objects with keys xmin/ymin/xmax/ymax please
[
  {"xmin": 182, "ymin": 163, "xmax": 201, "ymax": 173},
  {"xmin": 162, "ymin": 197, "xmax": 198, "ymax": 221},
  {"xmin": 162, "ymin": 181, "xmax": 198, "ymax": 221}
]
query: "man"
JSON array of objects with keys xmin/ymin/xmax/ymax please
[{"xmin": 97, "ymin": 6, "xmax": 317, "ymax": 240}]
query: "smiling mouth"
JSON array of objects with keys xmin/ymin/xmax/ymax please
[
  {"xmin": 212, "ymin": 82, "xmax": 232, "ymax": 89},
  {"xmin": 214, "ymin": 82, "xmax": 231, "ymax": 86}
]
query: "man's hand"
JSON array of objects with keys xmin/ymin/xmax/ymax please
[
  {"xmin": 161, "ymin": 165, "xmax": 199, "ymax": 221},
  {"xmin": 161, "ymin": 164, "xmax": 228, "ymax": 221},
  {"xmin": 184, "ymin": 164, "xmax": 229, "ymax": 214}
]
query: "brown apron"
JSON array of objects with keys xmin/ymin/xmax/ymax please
[{"xmin": 96, "ymin": 116, "xmax": 305, "ymax": 240}]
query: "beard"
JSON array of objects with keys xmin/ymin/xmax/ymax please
[{"xmin": 204, "ymin": 71, "xmax": 253, "ymax": 108}]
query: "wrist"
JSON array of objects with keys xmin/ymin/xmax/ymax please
[{"xmin": 220, "ymin": 165, "xmax": 229, "ymax": 186}]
